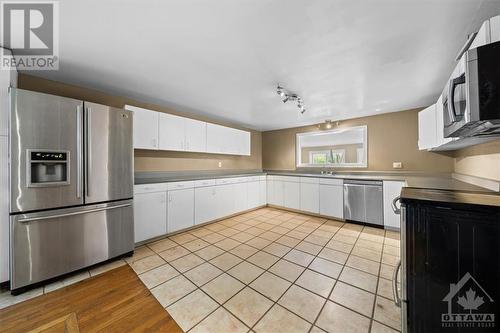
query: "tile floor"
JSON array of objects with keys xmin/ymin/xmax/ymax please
[
  {"xmin": 130, "ymin": 207, "xmax": 402, "ymax": 333},
  {"xmin": 0, "ymin": 207, "xmax": 402, "ymax": 333}
]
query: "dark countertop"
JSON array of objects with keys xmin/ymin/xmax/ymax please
[
  {"xmin": 401, "ymin": 187, "xmax": 500, "ymax": 207},
  {"xmin": 135, "ymin": 169, "xmax": 492, "ymax": 194}
]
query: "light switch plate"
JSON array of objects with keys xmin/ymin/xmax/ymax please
[{"xmin": 393, "ymin": 162, "xmax": 402, "ymax": 169}]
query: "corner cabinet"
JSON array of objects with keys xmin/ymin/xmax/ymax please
[{"xmin": 126, "ymin": 105, "xmax": 250, "ymax": 156}]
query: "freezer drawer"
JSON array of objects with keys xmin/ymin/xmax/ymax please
[{"xmin": 10, "ymin": 200, "xmax": 134, "ymax": 291}]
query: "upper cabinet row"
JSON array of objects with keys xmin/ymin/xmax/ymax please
[{"xmin": 126, "ymin": 105, "xmax": 251, "ymax": 156}]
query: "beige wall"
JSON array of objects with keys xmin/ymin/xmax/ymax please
[
  {"xmin": 453, "ymin": 139, "xmax": 500, "ymax": 181},
  {"xmin": 262, "ymin": 109, "xmax": 455, "ymax": 172},
  {"xmin": 18, "ymin": 74, "xmax": 262, "ymax": 172}
]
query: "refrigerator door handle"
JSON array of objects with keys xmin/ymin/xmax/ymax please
[
  {"xmin": 18, "ymin": 203, "xmax": 132, "ymax": 223},
  {"xmin": 76, "ymin": 105, "xmax": 82, "ymax": 198},
  {"xmin": 86, "ymin": 107, "xmax": 92, "ymax": 196}
]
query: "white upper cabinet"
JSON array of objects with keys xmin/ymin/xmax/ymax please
[
  {"xmin": 418, "ymin": 104, "xmax": 437, "ymax": 150},
  {"xmin": 159, "ymin": 113, "xmax": 185, "ymax": 151},
  {"xmin": 469, "ymin": 15, "xmax": 500, "ymax": 49},
  {"xmin": 129, "ymin": 105, "xmax": 249, "ymax": 155},
  {"xmin": 126, "ymin": 105, "xmax": 159, "ymax": 150},
  {"xmin": 185, "ymin": 118, "xmax": 207, "ymax": 152}
]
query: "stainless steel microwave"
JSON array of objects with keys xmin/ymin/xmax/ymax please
[{"xmin": 442, "ymin": 41, "xmax": 500, "ymax": 138}]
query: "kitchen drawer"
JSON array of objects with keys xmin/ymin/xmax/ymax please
[
  {"xmin": 167, "ymin": 181, "xmax": 195, "ymax": 190},
  {"xmin": 134, "ymin": 183, "xmax": 168, "ymax": 194},
  {"xmin": 194, "ymin": 179, "xmax": 216, "ymax": 188},
  {"xmin": 319, "ymin": 178, "xmax": 343, "ymax": 186},
  {"xmin": 300, "ymin": 177, "xmax": 319, "ymax": 184},
  {"xmin": 216, "ymin": 177, "xmax": 237, "ymax": 185}
]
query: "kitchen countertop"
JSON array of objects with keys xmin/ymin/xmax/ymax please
[{"xmin": 135, "ymin": 169, "xmax": 491, "ymax": 193}]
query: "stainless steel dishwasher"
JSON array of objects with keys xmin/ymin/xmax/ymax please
[{"xmin": 343, "ymin": 179, "xmax": 383, "ymax": 226}]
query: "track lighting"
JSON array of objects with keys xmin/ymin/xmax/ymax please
[{"xmin": 276, "ymin": 84, "xmax": 306, "ymax": 114}]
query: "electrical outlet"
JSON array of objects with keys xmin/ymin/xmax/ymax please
[
  {"xmin": 218, "ymin": 161, "xmax": 222, "ymax": 168},
  {"xmin": 393, "ymin": 162, "xmax": 402, "ymax": 169}
]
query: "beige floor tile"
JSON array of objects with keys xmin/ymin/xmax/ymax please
[
  {"xmin": 295, "ymin": 269, "xmax": 335, "ymax": 298},
  {"xmin": 318, "ymin": 248, "xmax": 348, "ymax": 265},
  {"xmin": 260, "ymin": 231, "xmax": 282, "ymax": 241},
  {"xmin": 125, "ymin": 246, "xmax": 155, "ymax": 263},
  {"xmin": 332, "ymin": 234, "xmax": 357, "ymax": 245},
  {"xmin": 231, "ymin": 232, "xmax": 255, "ymax": 243},
  {"xmin": 227, "ymin": 261, "xmax": 264, "ymax": 284},
  {"xmin": 189, "ymin": 227, "xmax": 214, "ymax": 238},
  {"xmin": 316, "ymin": 301, "xmax": 370, "ymax": 333},
  {"xmin": 269, "ymin": 259, "xmax": 305, "ymax": 282},
  {"xmin": 295, "ymin": 241, "xmax": 322, "ymax": 255},
  {"xmin": 170, "ymin": 253, "xmax": 204, "ymax": 273},
  {"xmin": 247, "ymin": 251, "xmax": 279, "ymax": 269},
  {"xmin": 312, "ymin": 229, "xmax": 335, "ymax": 239},
  {"xmin": 330, "ymin": 281, "xmax": 375, "ymax": 317},
  {"xmin": 0, "ymin": 287, "xmax": 44, "ymax": 309},
  {"xmin": 276, "ymin": 235, "xmax": 301, "ymax": 247},
  {"xmin": 346, "ymin": 255, "xmax": 380, "ymax": 276},
  {"xmin": 284, "ymin": 249, "xmax": 315, "ymax": 267},
  {"xmin": 148, "ymin": 238, "xmax": 177, "ymax": 253},
  {"xmin": 210, "ymin": 252, "xmax": 243, "ymax": 271},
  {"xmin": 254, "ymin": 304, "xmax": 311, "ymax": 333},
  {"xmin": 383, "ymin": 244, "xmax": 400, "ymax": 257},
  {"xmin": 351, "ymin": 246, "xmax": 382, "ymax": 262},
  {"xmin": 342, "ymin": 223, "xmax": 363, "ymax": 232},
  {"xmin": 257, "ymin": 223, "xmax": 276, "ymax": 231},
  {"xmin": 310, "ymin": 326, "xmax": 326, "ymax": 333},
  {"xmin": 203, "ymin": 232, "xmax": 226, "ymax": 244},
  {"xmin": 382, "ymin": 253, "xmax": 400, "ymax": 266},
  {"xmin": 309, "ymin": 257, "xmax": 342, "ymax": 279},
  {"xmin": 304, "ymin": 234, "xmax": 330, "ymax": 247},
  {"xmin": 263, "ymin": 243, "xmax": 292, "ymax": 257},
  {"xmin": 183, "ymin": 238, "xmax": 210, "ymax": 252},
  {"xmin": 184, "ymin": 262, "xmax": 223, "ymax": 286},
  {"xmin": 270, "ymin": 226, "xmax": 291, "ymax": 235},
  {"xmin": 286, "ymin": 229, "xmax": 309, "ymax": 240},
  {"xmin": 195, "ymin": 245, "xmax": 225, "ymax": 260},
  {"xmin": 325, "ymin": 239, "xmax": 354, "ymax": 253},
  {"xmin": 128, "ymin": 257, "xmax": 165, "ymax": 277},
  {"xmin": 90, "ymin": 259, "xmax": 126, "ymax": 276},
  {"xmin": 167, "ymin": 289, "xmax": 219, "ymax": 331},
  {"xmin": 158, "ymin": 245, "xmax": 190, "ymax": 262},
  {"xmin": 339, "ymin": 266, "xmax": 378, "ymax": 293},
  {"xmin": 215, "ymin": 238, "xmax": 241, "ymax": 251},
  {"xmin": 170, "ymin": 232, "xmax": 198, "ymax": 244},
  {"xmin": 250, "ymin": 272, "xmax": 291, "ymax": 301},
  {"xmin": 202, "ymin": 273, "xmax": 245, "ymax": 304},
  {"xmin": 371, "ymin": 320, "xmax": 400, "ymax": 333},
  {"xmin": 232, "ymin": 223, "xmax": 252, "ymax": 232},
  {"xmin": 374, "ymin": 296, "xmax": 401, "ymax": 331},
  {"xmin": 230, "ymin": 243, "xmax": 259, "ymax": 259},
  {"xmin": 219, "ymin": 228, "xmax": 240, "ymax": 237},
  {"xmin": 246, "ymin": 237, "xmax": 272, "ymax": 249},
  {"xmin": 191, "ymin": 307, "xmax": 248, "ymax": 333},
  {"xmin": 225, "ymin": 287, "xmax": 273, "ymax": 326},
  {"xmin": 359, "ymin": 232, "xmax": 384, "ymax": 244},
  {"xmin": 245, "ymin": 227, "xmax": 266, "ymax": 236},
  {"xmin": 379, "ymin": 264, "xmax": 395, "ymax": 280},
  {"xmin": 363, "ymin": 226, "xmax": 385, "ymax": 236},
  {"xmin": 138, "ymin": 263, "xmax": 179, "ymax": 289},
  {"xmin": 384, "ymin": 237, "xmax": 400, "ymax": 248},
  {"xmin": 205, "ymin": 223, "xmax": 227, "ymax": 232},
  {"xmin": 151, "ymin": 275, "xmax": 196, "ymax": 307},
  {"xmin": 278, "ymin": 285, "xmax": 326, "ymax": 322},
  {"xmin": 377, "ymin": 278, "xmax": 395, "ymax": 301},
  {"xmin": 356, "ymin": 238, "xmax": 384, "ymax": 252}
]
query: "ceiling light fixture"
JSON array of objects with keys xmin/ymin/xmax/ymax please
[{"xmin": 276, "ymin": 84, "xmax": 306, "ymax": 114}]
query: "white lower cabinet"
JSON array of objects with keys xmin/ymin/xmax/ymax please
[
  {"xmin": 167, "ymin": 188, "xmax": 195, "ymax": 233},
  {"xmin": 283, "ymin": 181, "xmax": 300, "ymax": 210},
  {"xmin": 195, "ymin": 186, "xmax": 217, "ymax": 225},
  {"xmin": 319, "ymin": 184, "xmax": 344, "ymax": 219},
  {"xmin": 272, "ymin": 180, "xmax": 284, "ymax": 206},
  {"xmin": 300, "ymin": 178, "xmax": 320, "ymax": 214},
  {"xmin": 134, "ymin": 191, "xmax": 167, "ymax": 243},
  {"xmin": 234, "ymin": 182, "xmax": 248, "ymax": 213},
  {"xmin": 247, "ymin": 181, "xmax": 260, "ymax": 209},
  {"xmin": 259, "ymin": 179, "xmax": 267, "ymax": 206},
  {"xmin": 216, "ymin": 184, "xmax": 235, "ymax": 217},
  {"xmin": 383, "ymin": 181, "xmax": 405, "ymax": 229}
]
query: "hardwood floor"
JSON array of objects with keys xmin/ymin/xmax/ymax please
[{"xmin": 0, "ymin": 265, "xmax": 182, "ymax": 333}]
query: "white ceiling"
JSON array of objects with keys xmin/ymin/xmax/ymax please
[{"xmin": 23, "ymin": 0, "xmax": 500, "ymax": 131}]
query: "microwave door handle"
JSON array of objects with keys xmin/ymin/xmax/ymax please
[{"xmin": 447, "ymin": 73, "xmax": 466, "ymax": 123}]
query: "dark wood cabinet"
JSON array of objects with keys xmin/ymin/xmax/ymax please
[{"xmin": 402, "ymin": 198, "xmax": 500, "ymax": 333}]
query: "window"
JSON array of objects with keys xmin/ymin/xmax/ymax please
[{"xmin": 296, "ymin": 125, "xmax": 367, "ymax": 168}]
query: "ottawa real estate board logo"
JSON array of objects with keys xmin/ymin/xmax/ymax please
[
  {"xmin": 1, "ymin": 1, "xmax": 59, "ymax": 70},
  {"xmin": 441, "ymin": 272, "xmax": 495, "ymax": 329}
]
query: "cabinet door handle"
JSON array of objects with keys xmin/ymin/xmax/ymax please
[
  {"xmin": 392, "ymin": 260, "xmax": 401, "ymax": 307},
  {"xmin": 391, "ymin": 196, "xmax": 401, "ymax": 214}
]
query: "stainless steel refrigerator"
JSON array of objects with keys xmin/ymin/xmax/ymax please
[{"xmin": 9, "ymin": 88, "xmax": 134, "ymax": 293}]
